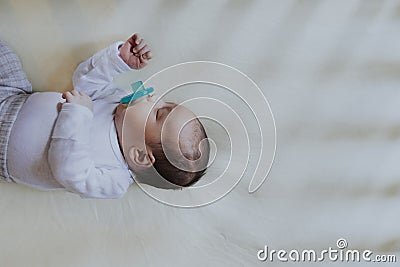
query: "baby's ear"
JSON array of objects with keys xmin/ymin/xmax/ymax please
[{"xmin": 128, "ymin": 146, "xmax": 155, "ymax": 168}]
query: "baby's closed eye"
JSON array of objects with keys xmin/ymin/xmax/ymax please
[
  {"xmin": 156, "ymin": 102, "xmax": 177, "ymax": 122},
  {"xmin": 156, "ymin": 106, "xmax": 172, "ymax": 121}
]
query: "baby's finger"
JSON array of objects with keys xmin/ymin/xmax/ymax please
[
  {"xmin": 70, "ymin": 90, "xmax": 78, "ymax": 96},
  {"xmin": 139, "ymin": 55, "xmax": 148, "ymax": 66},
  {"xmin": 62, "ymin": 91, "xmax": 70, "ymax": 99},
  {"xmin": 62, "ymin": 91, "xmax": 72, "ymax": 102},
  {"xmin": 143, "ymin": 51, "xmax": 152, "ymax": 60},
  {"xmin": 138, "ymin": 45, "xmax": 150, "ymax": 57},
  {"xmin": 127, "ymin": 34, "xmax": 136, "ymax": 46},
  {"xmin": 132, "ymin": 39, "xmax": 144, "ymax": 53},
  {"xmin": 132, "ymin": 33, "xmax": 141, "ymax": 45}
]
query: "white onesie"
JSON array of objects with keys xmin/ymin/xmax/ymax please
[{"xmin": 7, "ymin": 41, "xmax": 135, "ymax": 199}]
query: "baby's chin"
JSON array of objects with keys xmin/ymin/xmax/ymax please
[
  {"xmin": 114, "ymin": 104, "xmax": 126, "ymax": 130},
  {"xmin": 114, "ymin": 103, "xmax": 126, "ymax": 116}
]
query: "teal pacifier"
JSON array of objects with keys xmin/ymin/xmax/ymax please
[{"xmin": 120, "ymin": 81, "xmax": 154, "ymax": 104}]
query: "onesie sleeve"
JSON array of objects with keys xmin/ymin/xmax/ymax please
[
  {"xmin": 72, "ymin": 41, "xmax": 132, "ymax": 101},
  {"xmin": 48, "ymin": 103, "xmax": 132, "ymax": 199}
]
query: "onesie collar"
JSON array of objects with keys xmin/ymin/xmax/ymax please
[
  {"xmin": 108, "ymin": 114, "xmax": 179, "ymax": 189},
  {"xmin": 109, "ymin": 119, "xmax": 135, "ymax": 183}
]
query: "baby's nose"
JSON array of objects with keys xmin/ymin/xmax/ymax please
[{"xmin": 146, "ymin": 93, "xmax": 158, "ymax": 103}]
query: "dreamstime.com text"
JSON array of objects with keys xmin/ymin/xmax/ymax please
[{"xmin": 257, "ymin": 238, "xmax": 397, "ymax": 263}]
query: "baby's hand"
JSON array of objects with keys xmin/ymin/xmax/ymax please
[
  {"xmin": 119, "ymin": 33, "xmax": 152, "ymax": 70},
  {"xmin": 62, "ymin": 90, "xmax": 93, "ymax": 111}
]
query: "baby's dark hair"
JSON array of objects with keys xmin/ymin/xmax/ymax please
[{"xmin": 148, "ymin": 117, "xmax": 209, "ymax": 187}]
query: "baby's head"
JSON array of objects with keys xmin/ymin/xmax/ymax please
[{"xmin": 114, "ymin": 94, "xmax": 209, "ymax": 188}]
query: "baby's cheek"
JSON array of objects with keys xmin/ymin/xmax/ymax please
[{"xmin": 145, "ymin": 125, "xmax": 162, "ymax": 145}]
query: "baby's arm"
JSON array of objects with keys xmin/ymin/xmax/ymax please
[
  {"xmin": 72, "ymin": 33, "xmax": 152, "ymax": 100},
  {"xmin": 48, "ymin": 90, "xmax": 132, "ymax": 199}
]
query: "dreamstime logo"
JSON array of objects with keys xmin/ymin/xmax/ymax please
[
  {"xmin": 124, "ymin": 61, "xmax": 276, "ymax": 207},
  {"xmin": 257, "ymin": 238, "xmax": 397, "ymax": 263}
]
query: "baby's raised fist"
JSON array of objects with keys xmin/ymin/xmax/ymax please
[{"xmin": 119, "ymin": 33, "xmax": 152, "ymax": 70}]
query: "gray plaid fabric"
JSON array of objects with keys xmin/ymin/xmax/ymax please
[{"xmin": 0, "ymin": 40, "xmax": 32, "ymax": 182}]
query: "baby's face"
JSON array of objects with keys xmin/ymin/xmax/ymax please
[{"xmin": 114, "ymin": 94, "xmax": 197, "ymax": 163}]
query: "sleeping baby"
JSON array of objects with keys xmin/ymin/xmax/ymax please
[{"xmin": 0, "ymin": 34, "xmax": 210, "ymax": 199}]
